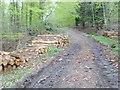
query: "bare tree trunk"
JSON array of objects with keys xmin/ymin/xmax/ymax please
[
  {"xmin": 10, "ymin": 0, "xmax": 14, "ymax": 35},
  {"xmin": 109, "ymin": 8, "xmax": 112, "ymax": 31},
  {"xmin": 91, "ymin": 3, "xmax": 96, "ymax": 32},
  {"xmin": 29, "ymin": 3, "xmax": 33, "ymax": 27},
  {"xmin": 26, "ymin": 3, "xmax": 28, "ymax": 30},
  {"xmin": 0, "ymin": 0, "xmax": 2, "ymax": 51},
  {"xmin": 12, "ymin": 0, "xmax": 17, "ymax": 32},
  {"xmin": 16, "ymin": 1, "xmax": 20, "ymax": 32},
  {"xmin": 102, "ymin": 2, "xmax": 107, "ymax": 30},
  {"xmin": 29, "ymin": 10, "xmax": 32, "ymax": 26},
  {"xmin": 82, "ymin": 21, "xmax": 85, "ymax": 29}
]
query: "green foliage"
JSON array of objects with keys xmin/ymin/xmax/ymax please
[
  {"xmin": 1, "ymin": 67, "xmax": 33, "ymax": 88},
  {"xmin": 48, "ymin": 2, "xmax": 77, "ymax": 27},
  {"xmin": 88, "ymin": 35, "xmax": 117, "ymax": 45},
  {"xmin": 75, "ymin": 2, "xmax": 118, "ymax": 30},
  {"xmin": 44, "ymin": 47, "xmax": 62, "ymax": 57},
  {"xmin": 88, "ymin": 34, "xmax": 119, "ymax": 58},
  {"xmin": 75, "ymin": 2, "xmax": 104, "ymax": 29},
  {"xmin": 3, "ymin": 33, "xmax": 25, "ymax": 40},
  {"xmin": 1, "ymin": 1, "xmax": 56, "ymax": 38}
]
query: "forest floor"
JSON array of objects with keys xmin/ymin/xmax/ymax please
[{"xmin": 13, "ymin": 27, "xmax": 118, "ymax": 88}]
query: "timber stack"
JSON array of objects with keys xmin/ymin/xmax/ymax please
[
  {"xmin": 0, "ymin": 51, "xmax": 25, "ymax": 72},
  {"xmin": 31, "ymin": 34, "xmax": 68, "ymax": 47},
  {"xmin": 0, "ymin": 34, "xmax": 69, "ymax": 72},
  {"xmin": 102, "ymin": 31, "xmax": 118, "ymax": 39},
  {"xmin": 22, "ymin": 45, "xmax": 50, "ymax": 54}
]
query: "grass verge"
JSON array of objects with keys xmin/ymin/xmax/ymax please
[
  {"xmin": 88, "ymin": 34, "xmax": 120, "ymax": 58},
  {"xmin": 1, "ymin": 67, "xmax": 33, "ymax": 87}
]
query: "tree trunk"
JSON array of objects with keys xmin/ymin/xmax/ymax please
[
  {"xmin": 91, "ymin": 3, "xmax": 96, "ymax": 32},
  {"xmin": 16, "ymin": 1, "xmax": 19, "ymax": 32},
  {"xmin": 102, "ymin": 2, "xmax": 107, "ymax": 30},
  {"xmin": 0, "ymin": 0, "xmax": 2, "ymax": 51},
  {"xmin": 82, "ymin": 22, "xmax": 85, "ymax": 28},
  {"xmin": 26, "ymin": 3, "xmax": 28, "ymax": 30},
  {"xmin": 29, "ymin": 10, "xmax": 32, "ymax": 26},
  {"xmin": 29, "ymin": 3, "xmax": 33, "ymax": 26}
]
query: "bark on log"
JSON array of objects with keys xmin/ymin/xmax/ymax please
[
  {"xmin": 32, "ymin": 41, "xmax": 60, "ymax": 44},
  {"xmin": 15, "ymin": 61, "xmax": 21, "ymax": 67},
  {"xmin": 102, "ymin": 31, "xmax": 118, "ymax": 37},
  {"xmin": 9, "ymin": 59, "xmax": 14, "ymax": 65},
  {"xmin": 9, "ymin": 53, "xmax": 21, "ymax": 59},
  {"xmin": 12, "ymin": 65, "xmax": 17, "ymax": 69},
  {"xmin": 37, "ymin": 34, "xmax": 63, "ymax": 37},
  {"xmin": 0, "ymin": 65, "xmax": 2, "ymax": 71},
  {"xmin": 0, "ymin": 60, "xmax": 2, "ymax": 65},
  {"xmin": 4, "ymin": 65, "xmax": 13, "ymax": 72},
  {"xmin": 2, "ymin": 60, "xmax": 8, "ymax": 66}
]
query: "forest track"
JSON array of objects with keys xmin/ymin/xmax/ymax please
[{"xmin": 13, "ymin": 27, "xmax": 118, "ymax": 88}]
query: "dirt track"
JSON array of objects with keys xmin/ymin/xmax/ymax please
[{"xmin": 13, "ymin": 27, "xmax": 118, "ymax": 88}]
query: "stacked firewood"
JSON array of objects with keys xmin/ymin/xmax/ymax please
[
  {"xmin": 0, "ymin": 34, "xmax": 69, "ymax": 72},
  {"xmin": 102, "ymin": 31, "xmax": 118, "ymax": 39},
  {"xmin": 35, "ymin": 46, "xmax": 50, "ymax": 54},
  {"xmin": 59, "ymin": 35, "xmax": 68, "ymax": 46},
  {"xmin": 31, "ymin": 34, "xmax": 68, "ymax": 47},
  {"xmin": 22, "ymin": 45, "xmax": 50, "ymax": 54},
  {"xmin": 0, "ymin": 51, "xmax": 25, "ymax": 72}
]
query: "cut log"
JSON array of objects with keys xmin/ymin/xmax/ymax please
[
  {"xmin": 32, "ymin": 41, "xmax": 60, "ymax": 44},
  {"xmin": 110, "ymin": 36, "xmax": 118, "ymax": 39},
  {"xmin": 37, "ymin": 34, "xmax": 62, "ymax": 37},
  {"xmin": 38, "ymin": 48, "xmax": 44, "ymax": 54},
  {"xmin": 15, "ymin": 61, "xmax": 21, "ymax": 67},
  {"xmin": 3, "ymin": 55, "xmax": 11, "ymax": 60},
  {"xmin": 102, "ymin": 31, "xmax": 118, "ymax": 37},
  {"xmin": 0, "ymin": 65, "xmax": 2, "ymax": 71},
  {"xmin": 0, "ymin": 60, "xmax": 2, "ymax": 65},
  {"xmin": 44, "ymin": 48, "xmax": 48, "ymax": 53},
  {"xmin": 28, "ymin": 44, "xmax": 48, "ymax": 47},
  {"xmin": 2, "ymin": 60, "xmax": 9, "ymax": 66},
  {"xmin": 0, "ymin": 51, "xmax": 9, "ymax": 55},
  {"xmin": 9, "ymin": 59, "xmax": 14, "ymax": 65},
  {"xmin": 12, "ymin": 65, "xmax": 17, "ymax": 69},
  {"xmin": 9, "ymin": 53, "xmax": 21, "ymax": 59},
  {"xmin": 10, "ymin": 52, "xmax": 24, "ymax": 62},
  {"xmin": 11, "ymin": 57, "xmax": 16, "ymax": 60},
  {"xmin": 4, "ymin": 65, "xmax": 13, "ymax": 71},
  {"xmin": 35, "ymin": 48, "xmax": 39, "ymax": 52},
  {"xmin": 7, "ymin": 65, "xmax": 13, "ymax": 70},
  {"xmin": 24, "ymin": 49, "xmax": 30, "ymax": 52},
  {"xmin": 111, "ymin": 44, "xmax": 116, "ymax": 48}
]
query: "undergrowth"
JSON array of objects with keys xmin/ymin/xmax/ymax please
[
  {"xmin": 88, "ymin": 34, "xmax": 120, "ymax": 58},
  {"xmin": 44, "ymin": 47, "xmax": 62, "ymax": 57}
]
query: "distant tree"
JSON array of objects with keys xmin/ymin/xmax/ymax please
[
  {"xmin": 75, "ymin": 2, "xmax": 89, "ymax": 28},
  {"xmin": 75, "ymin": 2, "xmax": 118, "ymax": 31}
]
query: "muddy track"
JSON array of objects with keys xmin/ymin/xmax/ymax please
[{"xmin": 13, "ymin": 28, "xmax": 118, "ymax": 88}]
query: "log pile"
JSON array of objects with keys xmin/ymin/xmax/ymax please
[
  {"xmin": 102, "ymin": 31, "xmax": 118, "ymax": 39},
  {"xmin": 22, "ymin": 45, "xmax": 50, "ymax": 54},
  {"xmin": 0, "ymin": 34, "xmax": 69, "ymax": 72},
  {"xmin": 32, "ymin": 34, "xmax": 68, "ymax": 47},
  {"xmin": 32, "ymin": 41, "xmax": 60, "ymax": 44},
  {"xmin": 0, "ymin": 51, "xmax": 25, "ymax": 72},
  {"xmin": 35, "ymin": 46, "xmax": 50, "ymax": 54}
]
